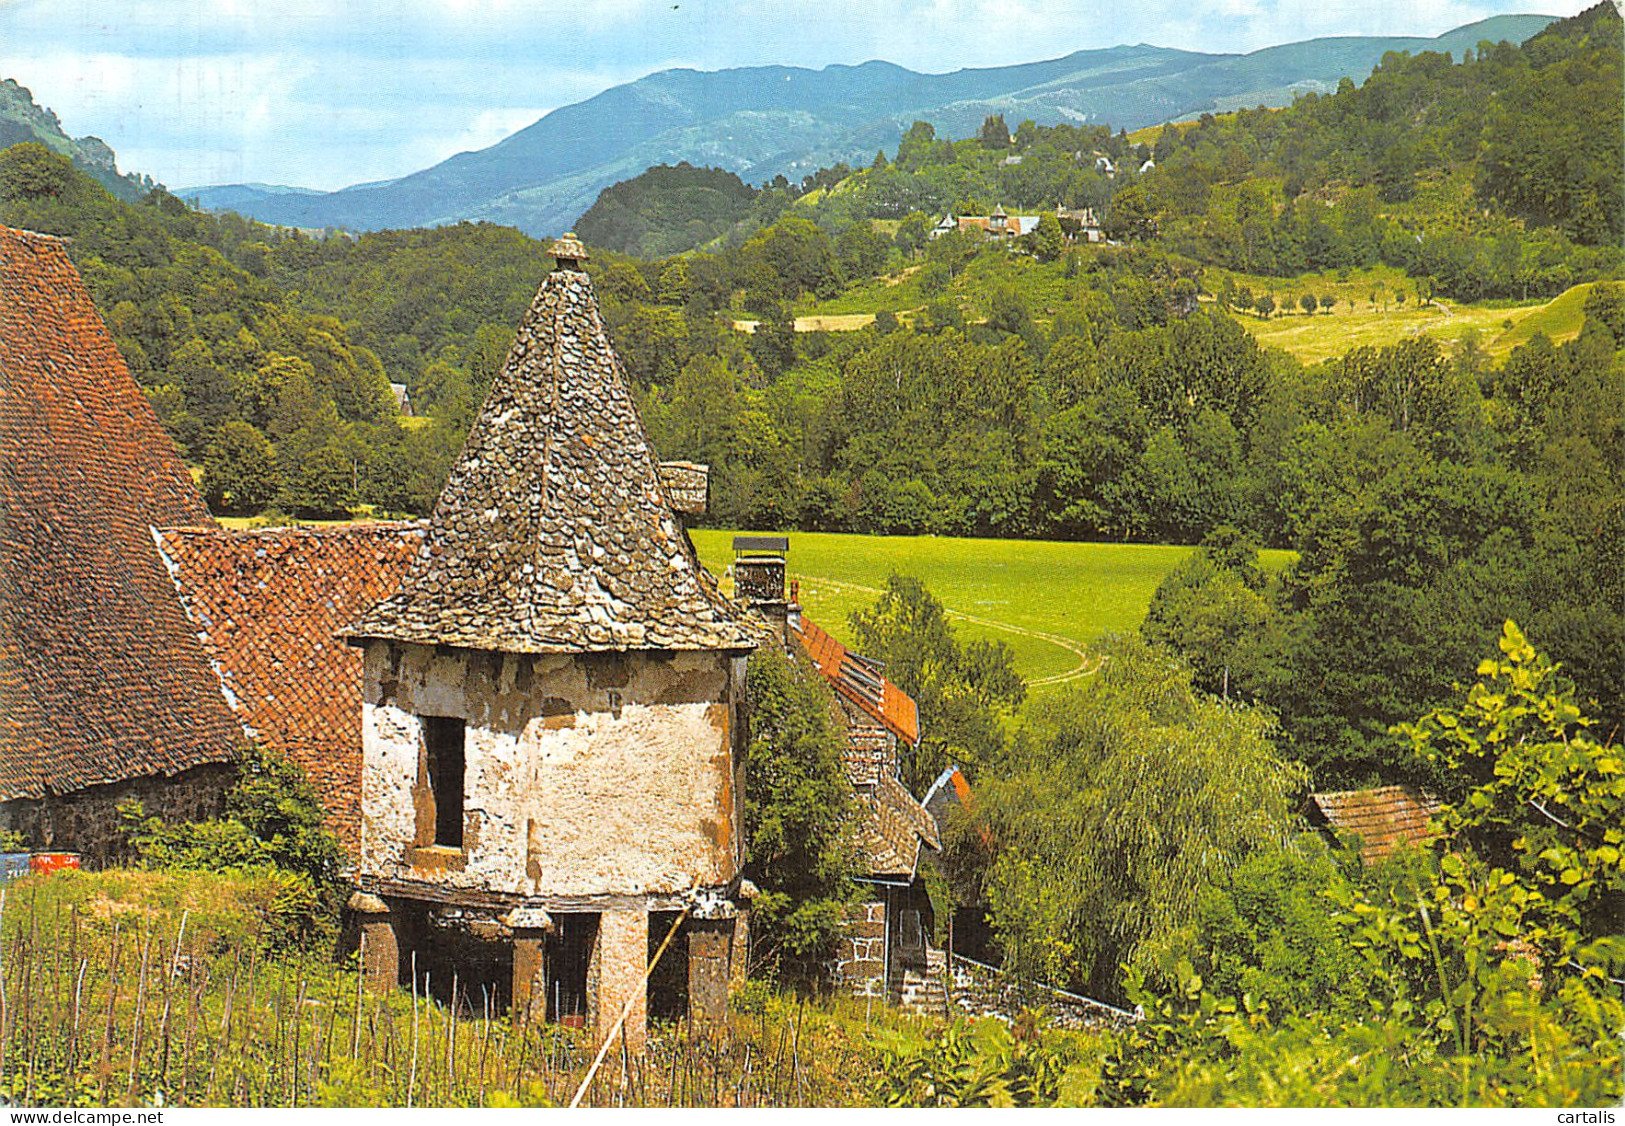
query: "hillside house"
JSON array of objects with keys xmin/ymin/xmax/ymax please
[
  {"xmin": 1056, "ymin": 206, "xmax": 1104, "ymax": 243},
  {"xmin": 336, "ymin": 235, "xmax": 762, "ymax": 1051},
  {"xmin": 0, "ymin": 225, "xmax": 246, "ymax": 859}
]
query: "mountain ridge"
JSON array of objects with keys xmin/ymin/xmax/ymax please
[
  {"xmin": 176, "ymin": 13, "xmax": 1555, "ymax": 236},
  {"xmin": 0, "ymin": 78, "xmax": 156, "ymax": 202}
]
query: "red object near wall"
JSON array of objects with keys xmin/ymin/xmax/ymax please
[{"xmin": 28, "ymin": 852, "xmax": 80, "ymax": 876}]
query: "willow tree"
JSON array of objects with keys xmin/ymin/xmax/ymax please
[{"xmin": 970, "ymin": 636, "xmax": 1304, "ymax": 1002}]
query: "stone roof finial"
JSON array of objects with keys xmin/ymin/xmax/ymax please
[{"xmin": 551, "ymin": 232, "xmax": 588, "ymax": 270}]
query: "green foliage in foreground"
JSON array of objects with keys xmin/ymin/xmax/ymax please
[
  {"xmin": 118, "ymin": 743, "xmax": 346, "ymax": 947},
  {"xmin": 869, "ymin": 1017, "xmax": 1105, "ymax": 1107},
  {"xmin": 1087, "ymin": 623, "xmax": 1623, "ymax": 1106},
  {"xmin": 967, "ymin": 636, "xmax": 1304, "ymax": 1002},
  {"xmin": 0, "ymin": 869, "xmax": 899, "ymax": 1108}
]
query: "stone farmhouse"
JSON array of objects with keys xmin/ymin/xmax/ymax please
[{"xmin": 726, "ymin": 539, "xmax": 943, "ymax": 1003}]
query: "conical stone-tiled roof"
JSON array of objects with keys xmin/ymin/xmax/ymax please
[{"xmin": 343, "ymin": 254, "xmax": 758, "ymax": 654}]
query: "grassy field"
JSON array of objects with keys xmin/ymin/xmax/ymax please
[
  {"xmin": 1488, "ymin": 280, "xmax": 1595, "ymax": 354},
  {"xmin": 1207, "ymin": 265, "xmax": 1589, "ymax": 364},
  {"xmin": 692, "ymin": 530, "xmax": 1291, "ymax": 694}
]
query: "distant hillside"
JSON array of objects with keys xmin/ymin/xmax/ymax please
[
  {"xmin": 178, "ymin": 183, "xmax": 324, "ymax": 212},
  {"xmin": 181, "ymin": 13, "xmax": 1554, "ymax": 238},
  {"xmin": 0, "ymin": 79, "xmax": 155, "ymax": 202},
  {"xmin": 576, "ymin": 163, "xmax": 764, "ymax": 257}
]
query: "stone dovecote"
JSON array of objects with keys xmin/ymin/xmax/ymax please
[{"xmin": 341, "ymin": 237, "xmax": 757, "ymax": 1053}]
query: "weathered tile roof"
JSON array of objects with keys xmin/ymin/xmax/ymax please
[
  {"xmin": 793, "ymin": 616, "xmax": 920, "ymax": 747},
  {"xmin": 0, "ymin": 225, "xmax": 242, "ymax": 800},
  {"xmin": 788, "ymin": 617, "xmax": 937, "ymax": 881},
  {"xmin": 856, "ymin": 774, "xmax": 942, "ymax": 881},
  {"xmin": 1307, "ymin": 785, "xmax": 1442, "ymax": 864},
  {"xmin": 343, "ymin": 257, "xmax": 756, "ymax": 655},
  {"xmin": 155, "ymin": 523, "xmax": 424, "ymax": 850}
]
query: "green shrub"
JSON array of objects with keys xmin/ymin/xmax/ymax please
[{"xmin": 119, "ymin": 742, "xmax": 345, "ymax": 947}]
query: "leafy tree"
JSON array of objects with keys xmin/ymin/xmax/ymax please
[
  {"xmin": 1299, "ymin": 292, "xmax": 1317, "ymax": 316},
  {"xmin": 1396, "ymin": 619, "xmax": 1624, "ymax": 941},
  {"xmin": 1105, "ymin": 185, "xmax": 1157, "ymax": 241},
  {"xmin": 1319, "ymin": 293, "xmax": 1337, "ymax": 314},
  {"xmin": 282, "ymin": 444, "xmax": 355, "ymax": 519},
  {"xmin": 1254, "ymin": 292, "xmax": 1275, "ymax": 319},
  {"xmin": 202, "ymin": 420, "xmax": 280, "ymax": 514},
  {"xmin": 971, "ymin": 636, "xmax": 1304, "ymax": 1001},
  {"xmin": 742, "ymin": 646, "xmax": 859, "ymax": 965},
  {"xmin": 848, "ymin": 574, "xmax": 1024, "ymax": 789},
  {"xmin": 1141, "ymin": 527, "xmax": 1276, "ymax": 698},
  {"xmin": 1025, "ymin": 213, "xmax": 1064, "ymax": 263}
]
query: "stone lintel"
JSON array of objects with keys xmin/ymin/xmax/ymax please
[{"xmin": 359, "ymin": 876, "xmax": 739, "ymax": 916}]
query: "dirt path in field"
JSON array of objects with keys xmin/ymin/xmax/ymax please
[{"xmin": 791, "ymin": 574, "xmax": 1100, "ymax": 688}]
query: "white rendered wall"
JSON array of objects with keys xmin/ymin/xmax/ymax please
[{"xmin": 359, "ymin": 642, "xmax": 746, "ymax": 898}]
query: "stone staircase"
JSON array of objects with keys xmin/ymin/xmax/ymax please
[{"xmin": 898, "ymin": 949, "xmax": 949, "ymax": 1017}]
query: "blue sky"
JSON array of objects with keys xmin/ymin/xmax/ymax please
[{"xmin": 0, "ymin": 0, "xmax": 1582, "ymax": 192}]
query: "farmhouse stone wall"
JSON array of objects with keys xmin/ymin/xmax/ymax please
[
  {"xmin": 946, "ymin": 954, "xmax": 1137, "ymax": 1031},
  {"xmin": 835, "ymin": 900, "xmax": 888, "ymax": 997},
  {"xmin": 359, "ymin": 642, "xmax": 747, "ymax": 899},
  {"xmin": 0, "ymin": 763, "xmax": 235, "ymax": 867}
]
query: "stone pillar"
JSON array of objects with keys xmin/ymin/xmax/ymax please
[
  {"xmin": 350, "ymin": 892, "xmax": 399, "ymax": 994},
  {"xmin": 728, "ymin": 910, "xmax": 750, "ymax": 996},
  {"xmin": 687, "ymin": 918, "xmax": 733, "ymax": 1031},
  {"xmin": 505, "ymin": 907, "xmax": 553, "ymax": 1023},
  {"xmin": 591, "ymin": 908, "xmax": 648, "ymax": 1054}
]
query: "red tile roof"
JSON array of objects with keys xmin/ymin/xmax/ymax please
[
  {"xmin": 0, "ymin": 225, "xmax": 243, "ymax": 800},
  {"xmin": 155, "ymin": 523, "xmax": 424, "ymax": 851},
  {"xmin": 1308, "ymin": 785, "xmax": 1442, "ymax": 864},
  {"xmin": 792, "ymin": 616, "xmax": 920, "ymax": 747}
]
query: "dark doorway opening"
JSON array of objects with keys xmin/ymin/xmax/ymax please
[
  {"xmin": 412, "ymin": 911, "xmax": 512, "ymax": 1017},
  {"xmin": 422, "ymin": 715, "xmax": 465, "ymax": 847},
  {"xmin": 547, "ymin": 913, "xmax": 599, "ymax": 1026},
  {"xmin": 647, "ymin": 911, "xmax": 689, "ymax": 1023}
]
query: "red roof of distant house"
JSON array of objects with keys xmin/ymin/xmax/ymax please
[
  {"xmin": 792, "ymin": 616, "xmax": 920, "ymax": 747},
  {"xmin": 155, "ymin": 523, "xmax": 424, "ymax": 851},
  {"xmin": 1308, "ymin": 785, "xmax": 1442, "ymax": 864},
  {"xmin": 0, "ymin": 225, "xmax": 243, "ymax": 800}
]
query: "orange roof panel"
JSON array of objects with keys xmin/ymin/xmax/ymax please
[{"xmin": 791, "ymin": 616, "xmax": 919, "ymax": 746}]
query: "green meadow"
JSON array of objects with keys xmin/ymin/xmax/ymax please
[{"xmin": 691, "ymin": 529, "xmax": 1292, "ymax": 696}]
